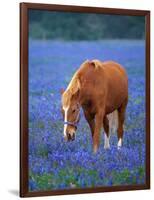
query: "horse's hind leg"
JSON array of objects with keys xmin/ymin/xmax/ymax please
[
  {"xmin": 117, "ymin": 98, "xmax": 128, "ymax": 149},
  {"xmin": 103, "ymin": 116, "xmax": 110, "ymax": 149}
]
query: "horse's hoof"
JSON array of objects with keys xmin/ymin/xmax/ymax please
[
  {"xmin": 93, "ymin": 146, "xmax": 98, "ymax": 153},
  {"xmin": 93, "ymin": 150, "xmax": 97, "ymax": 154},
  {"xmin": 104, "ymin": 146, "xmax": 110, "ymax": 150}
]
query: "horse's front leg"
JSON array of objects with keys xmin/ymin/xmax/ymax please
[
  {"xmin": 93, "ymin": 111, "xmax": 104, "ymax": 153},
  {"xmin": 83, "ymin": 109, "xmax": 95, "ymax": 138}
]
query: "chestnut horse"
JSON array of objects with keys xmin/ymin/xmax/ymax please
[{"xmin": 61, "ymin": 60, "xmax": 128, "ymax": 153}]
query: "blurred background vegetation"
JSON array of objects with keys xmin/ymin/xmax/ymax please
[{"xmin": 29, "ymin": 10, "xmax": 145, "ymax": 40}]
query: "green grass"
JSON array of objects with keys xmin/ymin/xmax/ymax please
[
  {"xmin": 29, "ymin": 166, "xmax": 145, "ymax": 191},
  {"xmin": 111, "ymin": 166, "xmax": 145, "ymax": 185}
]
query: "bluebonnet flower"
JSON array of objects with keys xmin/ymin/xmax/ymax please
[{"xmin": 28, "ymin": 40, "xmax": 146, "ymax": 191}]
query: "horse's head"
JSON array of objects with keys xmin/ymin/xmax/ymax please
[{"xmin": 61, "ymin": 77, "xmax": 81, "ymax": 141}]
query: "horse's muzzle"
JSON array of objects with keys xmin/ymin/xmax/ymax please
[{"xmin": 66, "ymin": 132, "xmax": 75, "ymax": 141}]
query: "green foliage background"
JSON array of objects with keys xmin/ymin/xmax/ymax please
[{"xmin": 29, "ymin": 10, "xmax": 145, "ymax": 40}]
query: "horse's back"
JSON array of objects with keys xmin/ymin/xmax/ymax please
[
  {"xmin": 83, "ymin": 60, "xmax": 127, "ymax": 81},
  {"xmin": 102, "ymin": 61, "xmax": 127, "ymax": 78},
  {"xmin": 102, "ymin": 61, "xmax": 128, "ymax": 88},
  {"xmin": 78, "ymin": 60, "xmax": 128, "ymax": 94}
]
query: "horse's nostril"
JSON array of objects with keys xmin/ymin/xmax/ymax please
[
  {"xmin": 67, "ymin": 133, "xmax": 72, "ymax": 140},
  {"xmin": 71, "ymin": 133, "xmax": 75, "ymax": 141},
  {"xmin": 67, "ymin": 132, "xmax": 75, "ymax": 141}
]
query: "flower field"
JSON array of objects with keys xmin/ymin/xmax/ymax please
[{"xmin": 28, "ymin": 40, "xmax": 145, "ymax": 191}]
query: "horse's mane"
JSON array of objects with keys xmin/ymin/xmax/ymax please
[
  {"xmin": 62, "ymin": 59, "xmax": 102, "ymax": 107},
  {"xmin": 62, "ymin": 71, "xmax": 81, "ymax": 107}
]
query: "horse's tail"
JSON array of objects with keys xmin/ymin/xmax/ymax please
[{"xmin": 107, "ymin": 110, "xmax": 118, "ymax": 134}]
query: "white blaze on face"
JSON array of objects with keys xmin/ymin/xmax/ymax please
[{"xmin": 63, "ymin": 106, "xmax": 69, "ymax": 137}]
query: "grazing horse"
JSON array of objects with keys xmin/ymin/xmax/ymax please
[{"xmin": 61, "ymin": 60, "xmax": 128, "ymax": 153}]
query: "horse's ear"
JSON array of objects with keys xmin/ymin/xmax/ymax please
[
  {"xmin": 90, "ymin": 60, "xmax": 101, "ymax": 69},
  {"xmin": 90, "ymin": 61, "xmax": 96, "ymax": 68},
  {"xmin": 60, "ymin": 88, "xmax": 65, "ymax": 95}
]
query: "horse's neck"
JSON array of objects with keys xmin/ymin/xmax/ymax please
[{"xmin": 78, "ymin": 87, "xmax": 87, "ymax": 106}]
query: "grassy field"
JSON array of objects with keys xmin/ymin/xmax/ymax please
[{"xmin": 28, "ymin": 40, "xmax": 145, "ymax": 191}]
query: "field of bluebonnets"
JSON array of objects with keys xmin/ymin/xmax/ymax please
[{"xmin": 28, "ymin": 40, "xmax": 145, "ymax": 191}]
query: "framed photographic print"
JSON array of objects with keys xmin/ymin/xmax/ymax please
[{"xmin": 20, "ymin": 2, "xmax": 150, "ymax": 197}]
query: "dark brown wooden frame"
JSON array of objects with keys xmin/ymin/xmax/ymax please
[{"xmin": 20, "ymin": 2, "xmax": 150, "ymax": 197}]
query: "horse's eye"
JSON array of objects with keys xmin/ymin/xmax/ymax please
[{"xmin": 72, "ymin": 109, "xmax": 76, "ymax": 113}]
